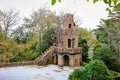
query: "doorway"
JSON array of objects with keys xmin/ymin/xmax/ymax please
[{"xmin": 63, "ymin": 55, "xmax": 69, "ymax": 66}]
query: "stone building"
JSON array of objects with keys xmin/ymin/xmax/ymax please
[{"xmin": 53, "ymin": 13, "xmax": 82, "ymax": 67}]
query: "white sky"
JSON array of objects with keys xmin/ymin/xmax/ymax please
[{"xmin": 0, "ymin": 0, "xmax": 108, "ymax": 29}]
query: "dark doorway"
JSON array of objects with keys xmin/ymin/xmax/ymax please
[{"xmin": 63, "ymin": 55, "xmax": 69, "ymax": 66}]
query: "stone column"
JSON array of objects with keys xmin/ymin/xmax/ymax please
[
  {"xmin": 58, "ymin": 54, "xmax": 63, "ymax": 66},
  {"xmin": 69, "ymin": 55, "xmax": 74, "ymax": 67},
  {"xmin": 53, "ymin": 55, "xmax": 56, "ymax": 64}
]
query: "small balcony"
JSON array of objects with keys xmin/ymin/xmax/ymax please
[{"xmin": 54, "ymin": 47, "xmax": 82, "ymax": 54}]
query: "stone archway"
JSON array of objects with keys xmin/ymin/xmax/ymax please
[{"xmin": 63, "ymin": 55, "xmax": 69, "ymax": 66}]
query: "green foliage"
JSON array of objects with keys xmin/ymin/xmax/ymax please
[
  {"xmin": 93, "ymin": 43, "xmax": 118, "ymax": 71},
  {"xmin": 51, "ymin": 0, "xmax": 120, "ymax": 13},
  {"xmin": 93, "ymin": 11, "xmax": 120, "ymax": 73},
  {"xmin": 78, "ymin": 27, "xmax": 99, "ymax": 62},
  {"xmin": 93, "ymin": 12, "xmax": 120, "ymax": 69},
  {"xmin": 52, "ymin": 0, "xmax": 56, "ymax": 5},
  {"xmin": 110, "ymin": 70, "xmax": 120, "ymax": 80},
  {"xmin": 36, "ymin": 27, "xmax": 56, "ymax": 54},
  {"xmin": 79, "ymin": 27, "xmax": 99, "ymax": 47},
  {"xmin": 58, "ymin": 0, "xmax": 61, "ymax": 3},
  {"xmin": 69, "ymin": 67, "xmax": 84, "ymax": 80},
  {"xmin": 0, "ymin": 37, "xmax": 19, "ymax": 62},
  {"xmin": 36, "ymin": 42, "xmax": 49, "ymax": 55},
  {"xmin": 10, "ymin": 32, "xmax": 39, "ymax": 62},
  {"xmin": 0, "ymin": 8, "xmax": 58, "ymax": 62},
  {"xmin": 42, "ymin": 27, "xmax": 56, "ymax": 46},
  {"xmin": 0, "ymin": 52, "xmax": 14, "ymax": 63},
  {"xmin": 92, "ymin": 24, "xmax": 106, "ymax": 43},
  {"xmin": 93, "ymin": 0, "xmax": 99, "ymax": 3},
  {"xmin": 69, "ymin": 60, "xmax": 113, "ymax": 80},
  {"xmin": 115, "ymin": 3, "xmax": 120, "ymax": 10},
  {"xmin": 78, "ymin": 38, "xmax": 89, "ymax": 62},
  {"xmin": 82, "ymin": 60, "xmax": 113, "ymax": 80},
  {"xmin": 51, "ymin": 0, "xmax": 61, "ymax": 5}
]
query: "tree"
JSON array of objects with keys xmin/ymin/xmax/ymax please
[
  {"xmin": 78, "ymin": 27, "xmax": 99, "ymax": 62},
  {"xmin": 36, "ymin": 27, "xmax": 56, "ymax": 54},
  {"xmin": 22, "ymin": 8, "xmax": 55, "ymax": 42},
  {"xmin": 92, "ymin": 11, "xmax": 120, "ymax": 72},
  {"xmin": 79, "ymin": 27, "xmax": 99, "ymax": 47},
  {"xmin": 12, "ymin": 26, "xmax": 26, "ymax": 44},
  {"xmin": 0, "ymin": 10, "xmax": 20, "ymax": 38},
  {"xmin": 0, "ymin": 37, "xmax": 19, "ymax": 62},
  {"xmin": 78, "ymin": 38, "xmax": 89, "ymax": 62},
  {"xmin": 51, "ymin": 0, "xmax": 120, "ymax": 11},
  {"xmin": 105, "ymin": 11, "xmax": 120, "ymax": 54},
  {"xmin": 93, "ymin": 11, "xmax": 120, "ymax": 54},
  {"xmin": 93, "ymin": 43, "xmax": 118, "ymax": 71},
  {"xmin": 10, "ymin": 31, "xmax": 39, "ymax": 62},
  {"xmin": 69, "ymin": 60, "xmax": 113, "ymax": 80}
]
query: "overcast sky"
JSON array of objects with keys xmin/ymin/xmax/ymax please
[{"xmin": 0, "ymin": 0, "xmax": 108, "ymax": 29}]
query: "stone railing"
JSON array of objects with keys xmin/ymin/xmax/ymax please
[{"xmin": 54, "ymin": 47, "xmax": 82, "ymax": 54}]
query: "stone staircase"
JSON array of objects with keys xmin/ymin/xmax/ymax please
[{"xmin": 35, "ymin": 46, "xmax": 55, "ymax": 65}]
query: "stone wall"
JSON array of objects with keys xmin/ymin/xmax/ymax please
[{"xmin": 0, "ymin": 61, "xmax": 35, "ymax": 68}]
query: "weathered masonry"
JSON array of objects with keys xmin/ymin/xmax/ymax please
[{"xmin": 53, "ymin": 13, "xmax": 82, "ymax": 67}]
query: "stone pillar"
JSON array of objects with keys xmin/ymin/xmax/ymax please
[
  {"xmin": 53, "ymin": 55, "xmax": 56, "ymax": 64},
  {"xmin": 79, "ymin": 54, "xmax": 82, "ymax": 66},
  {"xmin": 69, "ymin": 55, "xmax": 74, "ymax": 67},
  {"xmin": 58, "ymin": 54, "xmax": 63, "ymax": 66}
]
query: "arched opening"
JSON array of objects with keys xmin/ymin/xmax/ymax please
[{"xmin": 63, "ymin": 55, "xmax": 69, "ymax": 66}]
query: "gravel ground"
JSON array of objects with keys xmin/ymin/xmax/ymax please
[{"xmin": 0, "ymin": 65, "xmax": 74, "ymax": 80}]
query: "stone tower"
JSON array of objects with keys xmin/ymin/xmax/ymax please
[{"xmin": 54, "ymin": 13, "xmax": 82, "ymax": 67}]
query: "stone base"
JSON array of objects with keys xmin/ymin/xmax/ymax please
[{"xmin": 56, "ymin": 53, "xmax": 82, "ymax": 67}]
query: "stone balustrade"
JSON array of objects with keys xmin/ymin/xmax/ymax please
[{"xmin": 54, "ymin": 47, "xmax": 82, "ymax": 54}]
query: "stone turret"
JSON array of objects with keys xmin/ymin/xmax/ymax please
[
  {"xmin": 57, "ymin": 13, "xmax": 78, "ymax": 48},
  {"xmin": 55, "ymin": 13, "xmax": 82, "ymax": 67}
]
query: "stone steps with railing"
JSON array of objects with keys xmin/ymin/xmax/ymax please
[{"xmin": 35, "ymin": 46, "xmax": 55, "ymax": 65}]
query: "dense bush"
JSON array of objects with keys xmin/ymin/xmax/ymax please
[
  {"xmin": 69, "ymin": 60, "xmax": 113, "ymax": 80},
  {"xmin": 93, "ymin": 43, "xmax": 120, "ymax": 72},
  {"xmin": 69, "ymin": 67, "xmax": 84, "ymax": 80}
]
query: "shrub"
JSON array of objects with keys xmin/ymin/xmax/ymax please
[
  {"xmin": 69, "ymin": 60, "xmax": 113, "ymax": 80},
  {"xmin": 69, "ymin": 67, "xmax": 84, "ymax": 80}
]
